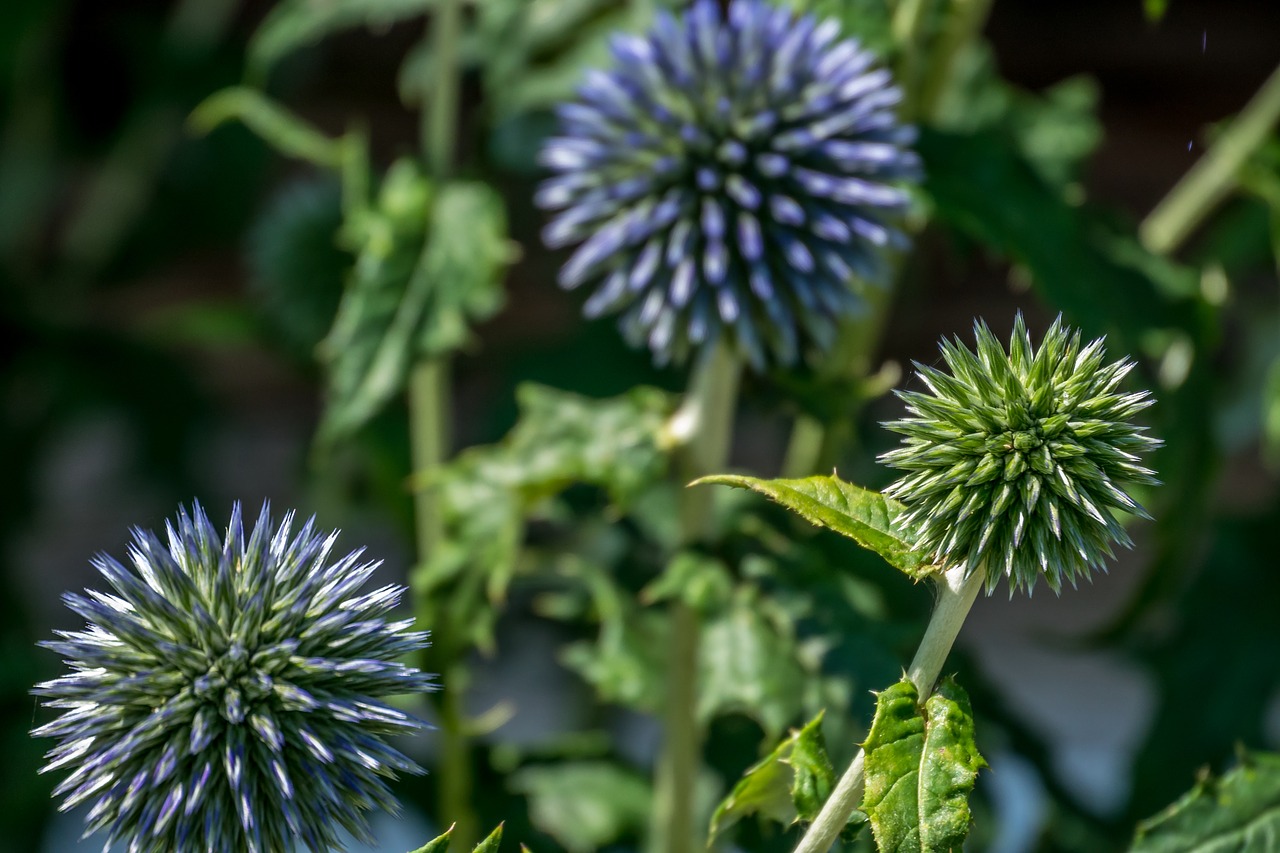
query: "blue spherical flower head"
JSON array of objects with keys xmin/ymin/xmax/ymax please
[
  {"xmin": 33, "ymin": 503, "xmax": 435, "ymax": 853},
  {"xmin": 538, "ymin": 0, "xmax": 919, "ymax": 369},
  {"xmin": 880, "ymin": 316, "xmax": 1161, "ymax": 595}
]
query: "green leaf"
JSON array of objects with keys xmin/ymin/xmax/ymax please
[
  {"xmin": 413, "ymin": 181, "xmax": 514, "ymax": 359},
  {"xmin": 1131, "ymin": 752, "xmax": 1280, "ymax": 852},
  {"xmin": 511, "ymin": 761, "xmax": 651, "ymax": 853},
  {"xmin": 698, "ymin": 587, "xmax": 808, "ymax": 740},
  {"xmin": 317, "ymin": 173, "xmax": 513, "ymax": 444},
  {"xmin": 419, "ymin": 385, "xmax": 675, "ymax": 653},
  {"xmin": 248, "ymin": 0, "xmax": 435, "ymax": 80},
  {"xmin": 694, "ymin": 474, "xmax": 927, "ymax": 578},
  {"xmin": 189, "ymin": 87, "xmax": 347, "ymax": 169},
  {"xmin": 709, "ymin": 711, "xmax": 843, "ymax": 841},
  {"xmin": 861, "ymin": 677, "xmax": 985, "ymax": 853},
  {"xmin": 408, "ymin": 823, "xmax": 504, "ymax": 853}
]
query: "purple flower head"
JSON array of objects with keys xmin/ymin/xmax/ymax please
[
  {"xmin": 538, "ymin": 0, "xmax": 919, "ymax": 368},
  {"xmin": 33, "ymin": 502, "xmax": 435, "ymax": 852}
]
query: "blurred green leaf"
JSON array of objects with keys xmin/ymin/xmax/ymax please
[
  {"xmin": 317, "ymin": 171, "xmax": 512, "ymax": 444},
  {"xmin": 710, "ymin": 711, "xmax": 846, "ymax": 841},
  {"xmin": 249, "ymin": 0, "xmax": 434, "ymax": 80},
  {"xmin": 643, "ymin": 551, "xmax": 734, "ymax": 614},
  {"xmin": 1131, "ymin": 752, "xmax": 1280, "ymax": 852},
  {"xmin": 416, "ymin": 384, "xmax": 675, "ymax": 653},
  {"xmin": 1265, "ymin": 357, "xmax": 1280, "ymax": 467},
  {"xmin": 511, "ymin": 761, "xmax": 651, "ymax": 852},
  {"xmin": 919, "ymin": 126, "xmax": 1205, "ymax": 344},
  {"xmin": 694, "ymin": 474, "xmax": 927, "ymax": 579},
  {"xmin": 698, "ymin": 587, "xmax": 808, "ymax": 739},
  {"xmin": 247, "ymin": 177, "xmax": 350, "ymax": 362},
  {"xmin": 414, "ymin": 181, "xmax": 514, "ymax": 358},
  {"xmin": 861, "ymin": 677, "xmax": 985, "ymax": 853}
]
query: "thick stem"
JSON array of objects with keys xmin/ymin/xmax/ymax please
[
  {"xmin": 1141, "ymin": 62, "xmax": 1280, "ymax": 256},
  {"xmin": 792, "ymin": 564, "xmax": 985, "ymax": 853},
  {"xmin": 652, "ymin": 341, "xmax": 741, "ymax": 853}
]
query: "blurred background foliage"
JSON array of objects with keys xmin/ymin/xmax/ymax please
[{"xmin": 3, "ymin": 0, "xmax": 1280, "ymax": 851}]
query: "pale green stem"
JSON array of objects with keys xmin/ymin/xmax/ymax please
[
  {"xmin": 652, "ymin": 341, "xmax": 741, "ymax": 853},
  {"xmin": 792, "ymin": 564, "xmax": 985, "ymax": 853},
  {"xmin": 892, "ymin": 0, "xmax": 934, "ymax": 118},
  {"xmin": 409, "ymin": 0, "xmax": 472, "ymax": 848},
  {"xmin": 1141, "ymin": 62, "xmax": 1280, "ymax": 256}
]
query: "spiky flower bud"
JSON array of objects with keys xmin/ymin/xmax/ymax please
[
  {"xmin": 880, "ymin": 316, "xmax": 1161, "ymax": 594},
  {"xmin": 538, "ymin": 0, "xmax": 919, "ymax": 368},
  {"xmin": 33, "ymin": 503, "xmax": 435, "ymax": 852}
]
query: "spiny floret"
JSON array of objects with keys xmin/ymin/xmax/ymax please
[
  {"xmin": 33, "ymin": 502, "xmax": 435, "ymax": 853},
  {"xmin": 880, "ymin": 315, "xmax": 1161, "ymax": 595},
  {"xmin": 538, "ymin": 0, "xmax": 919, "ymax": 369}
]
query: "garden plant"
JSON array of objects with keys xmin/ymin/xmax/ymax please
[{"xmin": 13, "ymin": 0, "xmax": 1280, "ymax": 851}]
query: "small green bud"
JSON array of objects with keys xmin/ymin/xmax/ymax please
[{"xmin": 880, "ymin": 315, "xmax": 1161, "ymax": 594}]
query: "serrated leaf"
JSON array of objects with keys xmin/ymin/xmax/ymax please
[
  {"xmin": 694, "ymin": 474, "xmax": 927, "ymax": 578},
  {"xmin": 473, "ymin": 824, "xmax": 505, "ymax": 853},
  {"xmin": 511, "ymin": 762, "xmax": 651, "ymax": 853},
  {"xmin": 861, "ymin": 677, "xmax": 985, "ymax": 853},
  {"xmin": 248, "ymin": 0, "xmax": 435, "ymax": 79},
  {"xmin": 1131, "ymin": 752, "xmax": 1280, "ymax": 852},
  {"xmin": 709, "ymin": 711, "xmax": 840, "ymax": 841}
]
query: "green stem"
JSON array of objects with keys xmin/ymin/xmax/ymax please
[
  {"xmin": 411, "ymin": 0, "xmax": 471, "ymax": 848},
  {"xmin": 1140, "ymin": 61, "xmax": 1280, "ymax": 256},
  {"xmin": 792, "ymin": 564, "xmax": 985, "ymax": 853},
  {"xmin": 652, "ymin": 341, "xmax": 741, "ymax": 853}
]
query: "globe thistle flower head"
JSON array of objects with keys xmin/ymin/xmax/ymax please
[
  {"xmin": 33, "ymin": 502, "xmax": 435, "ymax": 853},
  {"xmin": 537, "ymin": 0, "xmax": 920, "ymax": 369},
  {"xmin": 880, "ymin": 316, "xmax": 1161, "ymax": 595}
]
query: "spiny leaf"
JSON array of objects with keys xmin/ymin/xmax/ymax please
[
  {"xmin": 709, "ymin": 711, "xmax": 842, "ymax": 841},
  {"xmin": 408, "ymin": 823, "xmax": 506, "ymax": 853},
  {"xmin": 511, "ymin": 762, "xmax": 651, "ymax": 853},
  {"xmin": 1131, "ymin": 751, "xmax": 1280, "ymax": 852},
  {"xmin": 694, "ymin": 474, "xmax": 927, "ymax": 578},
  {"xmin": 861, "ymin": 677, "xmax": 985, "ymax": 853}
]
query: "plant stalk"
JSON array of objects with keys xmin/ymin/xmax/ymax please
[
  {"xmin": 410, "ymin": 0, "xmax": 472, "ymax": 848},
  {"xmin": 1141, "ymin": 61, "xmax": 1280, "ymax": 256},
  {"xmin": 652, "ymin": 341, "xmax": 741, "ymax": 853},
  {"xmin": 792, "ymin": 563, "xmax": 985, "ymax": 853}
]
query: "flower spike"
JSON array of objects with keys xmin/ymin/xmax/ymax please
[
  {"xmin": 538, "ymin": 0, "xmax": 920, "ymax": 369},
  {"xmin": 33, "ymin": 502, "xmax": 436, "ymax": 852},
  {"xmin": 880, "ymin": 316, "xmax": 1161, "ymax": 594}
]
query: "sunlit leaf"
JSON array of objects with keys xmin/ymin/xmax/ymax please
[
  {"xmin": 694, "ymin": 474, "xmax": 927, "ymax": 578},
  {"xmin": 861, "ymin": 677, "xmax": 985, "ymax": 853}
]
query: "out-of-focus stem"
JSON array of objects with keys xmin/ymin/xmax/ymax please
[
  {"xmin": 652, "ymin": 341, "xmax": 740, "ymax": 853},
  {"xmin": 1141, "ymin": 62, "xmax": 1280, "ymax": 255}
]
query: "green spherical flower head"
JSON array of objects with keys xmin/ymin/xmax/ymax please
[
  {"xmin": 33, "ymin": 502, "xmax": 435, "ymax": 852},
  {"xmin": 880, "ymin": 315, "xmax": 1160, "ymax": 595}
]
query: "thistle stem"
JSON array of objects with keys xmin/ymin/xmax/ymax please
[
  {"xmin": 409, "ymin": 0, "xmax": 473, "ymax": 848},
  {"xmin": 652, "ymin": 341, "xmax": 741, "ymax": 853},
  {"xmin": 792, "ymin": 564, "xmax": 985, "ymax": 853},
  {"xmin": 1141, "ymin": 61, "xmax": 1280, "ymax": 255}
]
